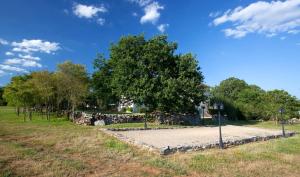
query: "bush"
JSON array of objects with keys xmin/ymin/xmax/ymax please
[{"xmin": 126, "ymin": 107, "xmax": 133, "ymax": 113}]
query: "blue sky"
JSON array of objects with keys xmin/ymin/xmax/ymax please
[{"xmin": 0, "ymin": 0, "xmax": 300, "ymax": 98}]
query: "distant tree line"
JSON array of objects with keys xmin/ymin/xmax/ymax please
[
  {"xmin": 3, "ymin": 61, "xmax": 89, "ymax": 121},
  {"xmin": 210, "ymin": 77, "xmax": 300, "ymax": 121}
]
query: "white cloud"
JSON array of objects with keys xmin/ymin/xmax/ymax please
[
  {"xmin": 0, "ymin": 38, "xmax": 9, "ymax": 45},
  {"xmin": 129, "ymin": 0, "xmax": 153, "ymax": 7},
  {"xmin": 18, "ymin": 54, "xmax": 40, "ymax": 61},
  {"xmin": 129, "ymin": 0, "xmax": 167, "ymax": 31},
  {"xmin": 223, "ymin": 28, "xmax": 247, "ymax": 38},
  {"xmin": 212, "ymin": 0, "xmax": 300, "ymax": 38},
  {"xmin": 11, "ymin": 39, "xmax": 60, "ymax": 54},
  {"xmin": 280, "ymin": 36, "xmax": 287, "ymax": 40},
  {"xmin": 140, "ymin": 2, "xmax": 164, "ymax": 24},
  {"xmin": 4, "ymin": 58, "xmax": 23, "ymax": 65},
  {"xmin": 209, "ymin": 11, "xmax": 221, "ymax": 18},
  {"xmin": 22, "ymin": 60, "xmax": 42, "ymax": 67},
  {"xmin": 0, "ymin": 64, "xmax": 28, "ymax": 73},
  {"xmin": 96, "ymin": 18, "xmax": 105, "ymax": 26},
  {"xmin": 5, "ymin": 51, "xmax": 14, "ymax": 56},
  {"xmin": 73, "ymin": 3, "xmax": 107, "ymax": 19},
  {"xmin": 4, "ymin": 58, "xmax": 42, "ymax": 68},
  {"xmin": 0, "ymin": 70, "xmax": 4, "ymax": 76},
  {"xmin": 1, "ymin": 38, "xmax": 59, "ymax": 74},
  {"xmin": 288, "ymin": 29, "xmax": 300, "ymax": 34},
  {"xmin": 157, "ymin": 23, "xmax": 169, "ymax": 33}
]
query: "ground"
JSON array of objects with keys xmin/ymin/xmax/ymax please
[
  {"xmin": 0, "ymin": 106, "xmax": 300, "ymax": 177},
  {"xmin": 106, "ymin": 125, "xmax": 294, "ymax": 150}
]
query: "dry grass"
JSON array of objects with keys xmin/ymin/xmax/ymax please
[{"xmin": 0, "ymin": 106, "xmax": 300, "ymax": 177}]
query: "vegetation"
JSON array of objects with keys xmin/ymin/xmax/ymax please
[
  {"xmin": 0, "ymin": 87, "xmax": 7, "ymax": 106},
  {"xmin": 211, "ymin": 77, "xmax": 300, "ymax": 121},
  {"xmin": 92, "ymin": 35, "xmax": 205, "ymax": 114},
  {"xmin": 2, "ymin": 61, "xmax": 88, "ymax": 121},
  {"xmin": 1, "ymin": 107, "xmax": 300, "ymax": 177},
  {"xmin": 1, "ymin": 36, "xmax": 299, "ymax": 123}
]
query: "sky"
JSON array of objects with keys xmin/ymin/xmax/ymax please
[{"xmin": 0, "ymin": 0, "xmax": 300, "ymax": 98}]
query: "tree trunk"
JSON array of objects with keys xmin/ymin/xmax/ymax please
[
  {"xmin": 23, "ymin": 107, "xmax": 26, "ymax": 122},
  {"xmin": 71, "ymin": 104, "xmax": 75, "ymax": 120},
  {"xmin": 46, "ymin": 105, "xmax": 50, "ymax": 121},
  {"xmin": 16, "ymin": 107, "xmax": 20, "ymax": 117},
  {"xmin": 29, "ymin": 108, "xmax": 32, "ymax": 121},
  {"xmin": 144, "ymin": 112, "xmax": 148, "ymax": 129},
  {"xmin": 56, "ymin": 102, "xmax": 60, "ymax": 117}
]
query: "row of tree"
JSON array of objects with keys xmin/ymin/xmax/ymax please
[
  {"xmin": 210, "ymin": 77, "xmax": 300, "ymax": 120},
  {"xmin": 3, "ymin": 61, "xmax": 89, "ymax": 121},
  {"xmin": 2, "ymin": 35, "xmax": 299, "ymax": 122},
  {"xmin": 2, "ymin": 35, "xmax": 205, "ymax": 121}
]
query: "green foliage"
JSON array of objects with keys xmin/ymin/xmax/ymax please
[
  {"xmin": 3, "ymin": 75, "xmax": 34, "ymax": 108},
  {"xmin": 3, "ymin": 61, "xmax": 89, "ymax": 119},
  {"xmin": 93, "ymin": 34, "xmax": 205, "ymax": 113},
  {"xmin": 92, "ymin": 54, "xmax": 118, "ymax": 110},
  {"xmin": 0, "ymin": 87, "xmax": 7, "ymax": 106},
  {"xmin": 55, "ymin": 61, "xmax": 89, "ymax": 112},
  {"xmin": 211, "ymin": 77, "xmax": 300, "ymax": 120},
  {"xmin": 126, "ymin": 107, "xmax": 133, "ymax": 113}
]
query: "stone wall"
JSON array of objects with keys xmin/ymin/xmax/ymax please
[
  {"xmin": 152, "ymin": 112, "xmax": 201, "ymax": 125},
  {"xmin": 73, "ymin": 112, "xmax": 145, "ymax": 125},
  {"xmin": 73, "ymin": 112, "xmax": 202, "ymax": 126}
]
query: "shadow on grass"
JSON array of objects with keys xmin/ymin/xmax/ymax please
[{"xmin": 203, "ymin": 119, "xmax": 262, "ymax": 127}]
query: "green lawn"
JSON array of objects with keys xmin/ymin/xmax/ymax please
[{"xmin": 0, "ymin": 106, "xmax": 300, "ymax": 177}]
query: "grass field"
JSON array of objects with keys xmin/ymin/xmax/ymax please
[{"xmin": 0, "ymin": 106, "xmax": 300, "ymax": 177}]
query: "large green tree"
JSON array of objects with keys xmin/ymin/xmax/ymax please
[
  {"xmin": 28, "ymin": 71, "xmax": 55, "ymax": 119},
  {"xmin": 93, "ymin": 35, "xmax": 205, "ymax": 114},
  {"xmin": 3, "ymin": 75, "xmax": 35, "ymax": 120},
  {"xmin": 55, "ymin": 61, "xmax": 89, "ymax": 116}
]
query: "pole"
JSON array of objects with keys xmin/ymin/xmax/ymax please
[
  {"xmin": 281, "ymin": 111, "xmax": 286, "ymax": 137},
  {"xmin": 218, "ymin": 110, "xmax": 224, "ymax": 149},
  {"xmin": 144, "ymin": 112, "xmax": 148, "ymax": 129},
  {"xmin": 202, "ymin": 108, "xmax": 205, "ymax": 125}
]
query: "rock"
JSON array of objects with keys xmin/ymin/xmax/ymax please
[
  {"xmin": 160, "ymin": 146, "xmax": 172, "ymax": 155},
  {"xmin": 94, "ymin": 120, "xmax": 106, "ymax": 126},
  {"xmin": 289, "ymin": 118, "xmax": 300, "ymax": 124}
]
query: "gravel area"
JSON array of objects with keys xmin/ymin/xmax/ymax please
[{"xmin": 104, "ymin": 125, "xmax": 293, "ymax": 151}]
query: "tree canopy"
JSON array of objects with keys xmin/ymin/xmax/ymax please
[
  {"xmin": 3, "ymin": 61, "xmax": 88, "ymax": 120},
  {"xmin": 211, "ymin": 77, "xmax": 300, "ymax": 120},
  {"xmin": 92, "ymin": 35, "xmax": 205, "ymax": 113},
  {"xmin": 0, "ymin": 87, "xmax": 7, "ymax": 106}
]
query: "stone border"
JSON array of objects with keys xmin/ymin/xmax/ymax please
[
  {"xmin": 104, "ymin": 126, "xmax": 199, "ymax": 131},
  {"xmin": 159, "ymin": 132, "xmax": 297, "ymax": 155},
  {"xmin": 101, "ymin": 128, "xmax": 297, "ymax": 155}
]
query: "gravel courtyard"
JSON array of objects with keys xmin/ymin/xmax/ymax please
[{"xmin": 105, "ymin": 125, "xmax": 294, "ymax": 153}]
